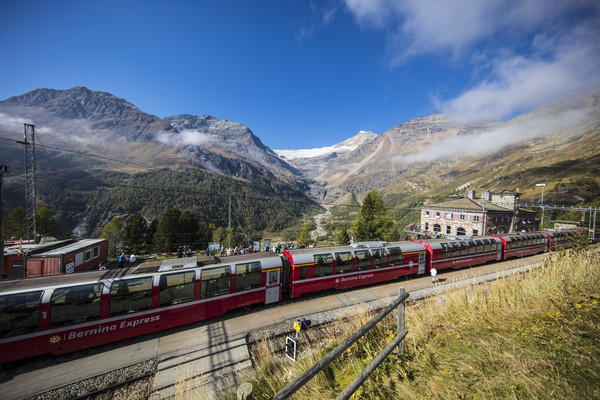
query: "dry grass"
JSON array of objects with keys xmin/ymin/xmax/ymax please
[{"xmin": 224, "ymin": 249, "xmax": 600, "ymax": 399}]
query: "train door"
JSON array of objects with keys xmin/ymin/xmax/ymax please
[
  {"xmin": 418, "ymin": 251, "xmax": 426, "ymax": 274},
  {"xmin": 265, "ymin": 268, "xmax": 281, "ymax": 304}
]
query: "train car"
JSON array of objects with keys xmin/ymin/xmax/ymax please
[
  {"xmin": 537, "ymin": 229, "xmax": 581, "ymax": 251},
  {"xmin": 283, "ymin": 241, "xmax": 428, "ymax": 299},
  {"xmin": 414, "ymin": 236, "xmax": 503, "ymax": 271},
  {"xmin": 0, "ymin": 253, "xmax": 283, "ymax": 364},
  {"xmin": 489, "ymin": 232, "xmax": 548, "ymax": 259}
]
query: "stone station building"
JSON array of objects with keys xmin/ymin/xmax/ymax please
[{"xmin": 420, "ymin": 189, "xmax": 538, "ymax": 237}]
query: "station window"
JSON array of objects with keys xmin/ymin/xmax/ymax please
[
  {"xmin": 109, "ymin": 277, "xmax": 153, "ymax": 316},
  {"xmin": 93, "ymin": 246, "xmax": 99, "ymax": 258},
  {"xmin": 388, "ymin": 247, "xmax": 402, "ymax": 266},
  {"xmin": 424, "ymin": 211, "xmax": 430, "ymax": 216},
  {"xmin": 446, "ymin": 226, "xmax": 451, "ymax": 234},
  {"xmin": 201, "ymin": 266, "xmax": 231, "ymax": 298},
  {"xmin": 372, "ymin": 248, "xmax": 387, "ymax": 268},
  {"xmin": 50, "ymin": 283, "xmax": 103, "ymax": 328},
  {"xmin": 473, "ymin": 229, "xmax": 479, "ymax": 236},
  {"xmin": 235, "ymin": 262, "xmax": 262, "ymax": 291},
  {"xmin": 159, "ymin": 271, "xmax": 195, "ymax": 306},
  {"xmin": 85, "ymin": 250, "xmax": 92, "ymax": 262},
  {"xmin": 354, "ymin": 250, "xmax": 371, "ymax": 271},
  {"xmin": 474, "ymin": 216, "xmax": 480, "ymax": 222},
  {"xmin": 447, "ymin": 213, "xmax": 453, "ymax": 219},
  {"xmin": 424, "ymin": 222, "xmax": 429, "ymax": 230},
  {"xmin": 0, "ymin": 291, "xmax": 43, "ymax": 338},
  {"xmin": 460, "ymin": 214, "xmax": 466, "ymax": 220},
  {"xmin": 314, "ymin": 254, "xmax": 334, "ymax": 277},
  {"xmin": 335, "ymin": 251, "xmax": 353, "ymax": 274}
]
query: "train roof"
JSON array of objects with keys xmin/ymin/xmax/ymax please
[
  {"xmin": 0, "ymin": 252, "xmax": 283, "ymax": 294},
  {"xmin": 284, "ymin": 241, "xmax": 426, "ymax": 263}
]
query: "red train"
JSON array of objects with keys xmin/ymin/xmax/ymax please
[{"xmin": 0, "ymin": 230, "xmax": 581, "ymax": 364}]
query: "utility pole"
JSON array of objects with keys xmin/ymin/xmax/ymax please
[
  {"xmin": 0, "ymin": 164, "xmax": 7, "ymax": 277},
  {"xmin": 17, "ymin": 124, "xmax": 37, "ymax": 242},
  {"xmin": 228, "ymin": 195, "xmax": 231, "ymax": 248}
]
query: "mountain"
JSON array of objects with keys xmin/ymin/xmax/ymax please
[
  {"xmin": 278, "ymin": 90, "xmax": 600, "ymax": 209},
  {"xmin": 0, "ymin": 86, "xmax": 174, "ymax": 140},
  {"xmin": 0, "ymin": 87, "xmax": 317, "ymax": 237},
  {"xmin": 0, "ymin": 86, "xmax": 598, "ymax": 240}
]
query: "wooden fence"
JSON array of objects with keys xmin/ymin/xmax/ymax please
[{"xmin": 265, "ymin": 287, "xmax": 409, "ymax": 400}]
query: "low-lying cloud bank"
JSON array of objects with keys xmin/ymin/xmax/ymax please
[{"xmin": 392, "ymin": 108, "xmax": 595, "ymax": 164}]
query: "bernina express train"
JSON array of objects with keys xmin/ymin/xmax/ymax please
[{"xmin": 0, "ymin": 229, "xmax": 581, "ymax": 363}]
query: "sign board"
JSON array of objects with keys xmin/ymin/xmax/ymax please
[
  {"xmin": 209, "ymin": 223, "xmax": 215, "ymax": 229},
  {"xmin": 264, "ymin": 239, "xmax": 271, "ymax": 251},
  {"xmin": 285, "ymin": 337, "xmax": 297, "ymax": 361},
  {"xmin": 208, "ymin": 242, "xmax": 220, "ymax": 250},
  {"xmin": 294, "ymin": 321, "xmax": 301, "ymax": 333},
  {"xmin": 66, "ymin": 261, "xmax": 75, "ymax": 274},
  {"xmin": 253, "ymin": 241, "xmax": 260, "ymax": 251}
]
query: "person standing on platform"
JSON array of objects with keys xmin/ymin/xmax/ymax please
[{"xmin": 431, "ymin": 266, "xmax": 437, "ymax": 283}]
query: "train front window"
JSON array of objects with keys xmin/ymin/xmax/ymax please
[
  {"xmin": 372, "ymin": 248, "xmax": 387, "ymax": 268},
  {"xmin": 335, "ymin": 252, "xmax": 353, "ymax": 274},
  {"xmin": 109, "ymin": 277, "xmax": 153, "ymax": 316},
  {"xmin": 314, "ymin": 254, "xmax": 334, "ymax": 277},
  {"xmin": 235, "ymin": 262, "xmax": 262, "ymax": 291},
  {"xmin": 388, "ymin": 247, "xmax": 402, "ymax": 265},
  {"xmin": 50, "ymin": 284, "xmax": 103, "ymax": 328},
  {"xmin": 201, "ymin": 266, "xmax": 231, "ymax": 298},
  {"xmin": 0, "ymin": 291, "xmax": 43, "ymax": 338},
  {"xmin": 159, "ymin": 271, "xmax": 195, "ymax": 306},
  {"xmin": 354, "ymin": 250, "xmax": 371, "ymax": 271}
]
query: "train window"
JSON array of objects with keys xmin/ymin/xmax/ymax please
[
  {"xmin": 335, "ymin": 252, "xmax": 353, "ymax": 274},
  {"xmin": 314, "ymin": 254, "xmax": 334, "ymax": 277},
  {"xmin": 441, "ymin": 243, "xmax": 451, "ymax": 259},
  {"xmin": 235, "ymin": 262, "xmax": 262, "ymax": 291},
  {"xmin": 0, "ymin": 291, "xmax": 43, "ymax": 338},
  {"xmin": 109, "ymin": 277, "xmax": 153, "ymax": 316},
  {"xmin": 299, "ymin": 264, "xmax": 308, "ymax": 280},
  {"xmin": 459, "ymin": 242, "xmax": 469, "ymax": 256},
  {"xmin": 475, "ymin": 239, "xmax": 484, "ymax": 254},
  {"xmin": 484, "ymin": 239, "xmax": 491, "ymax": 252},
  {"xmin": 388, "ymin": 247, "xmax": 402, "ymax": 265},
  {"xmin": 354, "ymin": 250, "xmax": 371, "ymax": 271},
  {"xmin": 201, "ymin": 266, "xmax": 231, "ymax": 298},
  {"xmin": 372, "ymin": 248, "xmax": 387, "ymax": 268},
  {"xmin": 159, "ymin": 271, "xmax": 195, "ymax": 307},
  {"xmin": 450, "ymin": 242, "xmax": 460, "ymax": 257},
  {"xmin": 50, "ymin": 283, "xmax": 103, "ymax": 328},
  {"xmin": 468, "ymin": 241, "xmax": 477, "ymax": 255}
]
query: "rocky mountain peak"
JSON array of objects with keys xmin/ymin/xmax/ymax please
[{"xmin": 0, "ymin": 87, "xmax": 174, "ymax": 140}]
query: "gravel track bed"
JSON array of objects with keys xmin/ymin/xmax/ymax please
[{"xmin": 25, "ymin": 360, "xmax": 157, "ymax": 400}]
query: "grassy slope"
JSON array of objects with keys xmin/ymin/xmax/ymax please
[{"xmin": 237, "ymin": 249, "xmax": 600, "ymax": 399}]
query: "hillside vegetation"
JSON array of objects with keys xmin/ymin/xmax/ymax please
[{"xmin": 238, "ymin": 249, "xmax": 600, "ymax": 399}]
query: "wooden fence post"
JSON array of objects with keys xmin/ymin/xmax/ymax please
[{"xmin": 398, "ymin": 287, "xmax": 405, "ymax": 354}]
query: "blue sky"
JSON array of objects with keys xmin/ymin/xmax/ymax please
[{"xmin": 1, "ymin": 0, "xmax": 599, "ymax": 150}]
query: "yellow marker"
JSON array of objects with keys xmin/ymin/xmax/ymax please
[{"xmin": 294, "ymin": 321, "xmax": 301, "ymax": 333}]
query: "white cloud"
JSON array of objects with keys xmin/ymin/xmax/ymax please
[
  {"xmin": 437, "ymin": 22, "xmax": 600, "ymax": 121},
  {"xmin": 344, "ymin": 0, "xmax": 600, "ymax": 121},
  {"xmin": 157, "ymin": 130, "xmax": 213, "ymax": 147},
  {"xmin": 0, "ymin": 113, "xmax": 34, "ymax": 134},
  {"xmin": 393, "ymin": 108, "xmax": 595, "ymax": 164}
]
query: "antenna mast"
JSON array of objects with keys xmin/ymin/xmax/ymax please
[{"xmin": 23, "ymin": 123, "xmax": 37, "ymax": 241}]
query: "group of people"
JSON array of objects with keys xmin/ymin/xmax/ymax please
[{"xmin": 118, "ymin": 251, "xmax": 136, "ymax": 268}]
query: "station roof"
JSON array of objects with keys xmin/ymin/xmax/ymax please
[
  {"xmin": 423, "ymin": 197, "xmax": 511, "ymax": 212},
  {"xmin": 32, "ymin": 238, "xmax": 107, "ymax": 257}
]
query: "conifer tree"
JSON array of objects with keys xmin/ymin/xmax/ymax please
[{"xmin": 353, "ymin": 190, "xmax": 393, "ymax": 241}]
